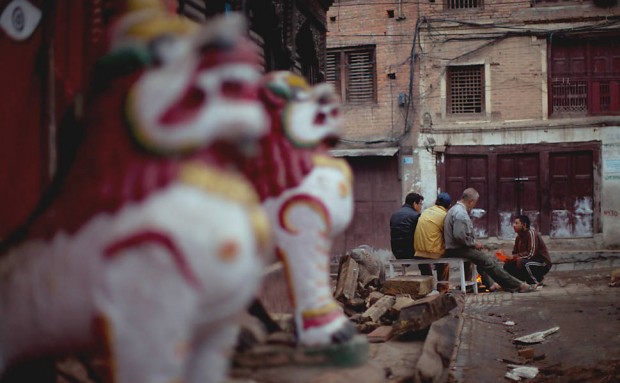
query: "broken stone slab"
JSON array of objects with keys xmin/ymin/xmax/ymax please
[
  {"xmin": 357, "ymin": 263, "xmax": 380, "ymax": 287},
  {"xmin": 350, "ymin": 245, "xmax": 386, "ymax": 286},
  {"xmin": 513, "ymin": 327, "xmax": 560, "ymax": 344},
  {"xmin": 392, "ymin": 293, "xmax": 458, "ymax": 336},
  {"xmin": 505, "ymin": 365, "xmax": 539, "ymax": 381},
  {"xmin": 414, "ymin": 292, "xmax": 464, "ymax": 383},
  {"xmin": 366, "ymin": 325, "xmax": 394, "ymax": 343},
  {"xmin": 361, "ymin": 295, "xmax": 395, "ymax": 323},
  {"xmin": 381, "ymin": 275, "xmax": 433, "ymax": 298}
]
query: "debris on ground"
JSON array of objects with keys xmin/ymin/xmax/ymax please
[
  {"xmin": 513, "ymin": 326, "xmax": 560, "ymax": 344},
  {"xmin": 334, "ymin": 249, "xmax": 458, "ymax": 342},
  {"xmin": 505, "ymin": 365, "xmax": 539, "ymax": 380}
]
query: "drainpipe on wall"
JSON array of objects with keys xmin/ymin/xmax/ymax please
[{"xmin": 397, "ymin": 0, "xmax": 406, "ymax": 20}]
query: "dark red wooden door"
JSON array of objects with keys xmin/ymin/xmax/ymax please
[
  {"xmin": 549, "ymin": 151, "xmax": 594, "ymax": 238},
  {"xmin": 0, "ymin": 0, "xmax": 46, "ymax": 240},
  {"xmin": 332, "ymin": 155, "xmax": 401, "ymax": 257},
  {"xmin": 496, "ymin": 154, "xmax": 541, "ymax": 238},
  {"xmin": 440, "ymin": 143, "xmax": 598, "ymax": 238},
  {"xmin": 0, "ymin": 1, "xmax": 98, "ymax": 240},
  {"xmin": 444, "ymin": 155, "xmax": 489, "ymax": 238}
]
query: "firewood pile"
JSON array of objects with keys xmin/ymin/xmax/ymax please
[{"xmin": 333, "ymin": 246, "xmax": 459, "ymax": 340}]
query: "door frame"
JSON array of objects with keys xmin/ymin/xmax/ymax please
[{"xmin": 437, "ymin": 141, "xmax": 601, "ymax": 237}]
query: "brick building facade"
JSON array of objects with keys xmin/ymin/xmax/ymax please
[{"xmin": 327, "ymin": 0, "xmax": 620, "ymax": 253}]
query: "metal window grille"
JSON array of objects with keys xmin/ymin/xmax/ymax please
[
  {"xmin": 599, "ymin": 81, "xmax": 611, "ymax": 111},
  {"xmin": 445, "ymin": 0, "xmax": 483, "ymax": 10},
  {"xmin": 326, "ymin": 47, "xmax": 376, "ymax": 104},
  {"xmin": 551, "ymin": 78, "xmax": 587, "ymax": 113},
  {"xmin": 533, "ymin": 0, "xmax": 591, "ymax": 3},
  {"xmin": 448, "ymin": 65, "xmax": 484, "ymax": 114}
]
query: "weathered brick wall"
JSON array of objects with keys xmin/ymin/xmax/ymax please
[
  {"xmin": 327, "ymin": 1, "xmax": 620, "ymax": 141},
  {"xmin": 414, "ymin": 1, "xmax": 620, "ymax": 129},
  {"xmin": 418, "ymin": 30, "xmax": 546, "ymax": 125},
  {"xmin": 327, "ymin": 2, "xmax": 421, "ymax": 145}
]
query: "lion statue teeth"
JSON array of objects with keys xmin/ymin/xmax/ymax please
[{"xmin": 0, "ymin": 2, "xmax": 270, "ymax": 383}]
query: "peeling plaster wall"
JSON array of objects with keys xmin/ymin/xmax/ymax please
[
  {"xmin": 399, "ymin": 149, "xmax": 416, "ymax": 203},
  {"xmin": 602, "ymin": 130, "xmax": 620, "ymax": 247},
  {"xmin": 416, "ymin": 125, "xmax": 620, "ymax": 248},
  {"xmin": 415, "ymin": 148, "xmax": 440, "ymax": 210}
]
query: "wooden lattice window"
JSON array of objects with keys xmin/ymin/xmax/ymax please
[
  {"xmin": 550, "ymin": 36, "xmax": 620, "ymax": 116},
  {"xmin": 533, "ymin": 0, "xmax": 591, "ymax": 3},
  {"xmin": 444, "ymin": 0, "xmax": 483, "ymax": 10},
  {"xmin": 326, "ymin": 46, "xmax": 376, "ymax": 104},
  {"xmin": 447, "ymin": 65, "xmax": 484, "ymax": 114}
]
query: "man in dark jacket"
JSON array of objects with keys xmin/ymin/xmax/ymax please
[
  {"xmin": 390, "ymin": 192, "xmax": 424, "ymax": 259},
  {"xmin": 503, "ymin": 214, "xmax": 552, "ymax": 285}
]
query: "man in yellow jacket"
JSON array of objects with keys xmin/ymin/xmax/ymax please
[{"xmin": 414, "ymin": 193, "xmax": 451, "ymax": 293}]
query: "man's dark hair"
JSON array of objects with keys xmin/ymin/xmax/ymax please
[
  {"xmin": 516, "ymin": 214, "xmax": 530, "ymax": 229},
  {"xmin": 436, "ymin": 192, "xmax": 452, "ymax": 209},
  {"xmin": 405, "ymin": 192, "xmax": 423, "ymax": 206}
]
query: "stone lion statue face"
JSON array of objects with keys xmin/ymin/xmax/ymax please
[
  {"xmin": 100, "ymin": 9, "xmax": 268, "ymax": 155},
  {"xmin": 260, "ymin": 71, "xmax": 343, "ymax": 149}
]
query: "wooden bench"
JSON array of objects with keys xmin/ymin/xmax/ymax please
[{"xmin": 388, "ymin": 258, "xmax": 478, "ymax": 294}]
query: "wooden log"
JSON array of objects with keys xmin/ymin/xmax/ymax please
[
  {"xmin": 381, "ymin": 275, "xmax": 433, "ymax": 298},
  {"xmin": 388, "ymin": 295, "xmax": 416, "ymax": 319},
  {"xmin": 361, "ymin": 295, "xmax": 396, "ymax": 323},
  {"xmin": 392, "ymin": 293, "xmax": 457, "ymax": 335},
  {"xmin": 334, "ymin": 255, "xmax": 359, "ymax": 302},
  {"xmin": 367, "ymin": 291, "xmax": 385, "ymax": 307}
]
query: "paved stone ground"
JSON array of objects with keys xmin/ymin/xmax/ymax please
[
  {"xmin": 451, "ymin": 263, "xmax": 620, "ymax": 383},
  {"xmin": 229, "ymin": 258, "xmax": 620, "ymax": 383}
]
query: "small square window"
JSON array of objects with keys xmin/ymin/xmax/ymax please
[
  {"xmin": 444, "ymin": 0, "xmax": 483, "ymax": 10},
  {"xmin": 447, "ymin": 65, "xmax": 484, "ymax": 114}
]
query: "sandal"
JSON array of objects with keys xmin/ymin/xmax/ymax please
[
  {"xmin": 518, "ymin": 283, "xmax": 537, "ymax": 293},
  {"xmin": 488, "ymin": 282, "xmax": 501, "ymax": 292}
]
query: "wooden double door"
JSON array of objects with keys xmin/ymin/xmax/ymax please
[{"xmin": 439, "ymin": 142, "xmax": 599, "ymax": 239}]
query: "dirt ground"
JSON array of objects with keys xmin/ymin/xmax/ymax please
[{"xmin": 451, "ymin": 266, "xmax": 620, "ymax": 383}]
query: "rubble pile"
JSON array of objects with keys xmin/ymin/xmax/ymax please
[{"xmin": 334, "ymin": 246, "xmax": 459, "ymax": 341}]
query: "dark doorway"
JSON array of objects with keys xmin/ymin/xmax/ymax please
[
  {"xmin": 333, "ymin": 155, "xmax": 401, "ymax": 256},
  {"xmin": 444, "ymin": 155, "xmax": 489, "ymax": 238},
  {"xmin": 497, "ymin": 154, "xmax": 541, "ymax": 239},
  {"xmin": 549, "ymin": 151, "xmax": 594, "ymax": 237}
]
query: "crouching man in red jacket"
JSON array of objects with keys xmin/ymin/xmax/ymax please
[{"xmin": 504, "ymin": 214, "xmax": 553, "ymax": 285}]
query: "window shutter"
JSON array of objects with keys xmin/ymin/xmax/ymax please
[
  {"xmin": 326, "ymin": 51, "xmax": 342, "ymax": 99},
  {"xmin": 347, "ymin": 50, "xmax": 374, "ymax": 103}
]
